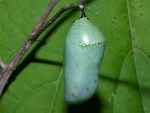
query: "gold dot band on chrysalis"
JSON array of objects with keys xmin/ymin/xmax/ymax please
[{"xmin": 80, "ymin": 41, "xmax": 105, "ymax": 47}]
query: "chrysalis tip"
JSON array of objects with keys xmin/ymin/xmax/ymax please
[{"xmin": 79, "ymin": 4, "xmax": 86, "ymax": 18}]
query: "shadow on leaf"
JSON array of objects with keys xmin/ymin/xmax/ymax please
[{"xmin": 67, "ymin": 94, "xmax": 103, "ymax": 113}]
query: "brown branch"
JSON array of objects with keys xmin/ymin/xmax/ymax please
[
  {"xmin": 9, "ymin": 0, "xmax": 59, "ymax": 72},
  {"xmin": 30, "ymin": 0, "xmax": 59, "ymax": 38},
  {"xmin": 44, "ymin": 0, "xmax": 87, "ymax": 30},
  {"xmin": 0, "ymin": 0, "xmax": 88, "ymax": 96}
]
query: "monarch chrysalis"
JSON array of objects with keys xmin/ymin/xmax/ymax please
[{"xmin": 64, "ymin": 6, "xmax": 105, "ymax": 104}]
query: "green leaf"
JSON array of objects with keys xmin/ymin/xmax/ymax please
[{"xmin": 0, "ymin": 0, "xmax": 150, "ymax": 113}]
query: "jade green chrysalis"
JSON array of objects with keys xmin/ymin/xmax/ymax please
[{"xmin": 64, "ymin": 8, "xmax": 105, "ymax": 104}]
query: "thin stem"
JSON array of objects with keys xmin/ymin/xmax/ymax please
[
  {"xmin": 46, "ymin": 0, "xmax": 87, "ymax": 27},
  {"xmin": 30, "ymin": 0, "xmax": 59, "ymax": 38},
  {"xmin": 29, "ymin": 0, "xmax": 88, "ymax": 40}
]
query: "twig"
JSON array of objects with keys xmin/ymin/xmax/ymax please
[
  {"xmin": 0, "ymin": 0, "xmax": 88, "ymax": 96},
  {"xmin": 0, "ymin": 58, "xmax": 6, "ymax": 69}
]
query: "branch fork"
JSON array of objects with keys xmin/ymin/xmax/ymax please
[{"xmin": 0, "ymin": 58, "xmax": 7, "ymax": 70}]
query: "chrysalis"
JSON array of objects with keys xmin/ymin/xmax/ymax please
[{"xmin": 64, "ymin": 5, "xmax": 105, "ymax": 104}]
